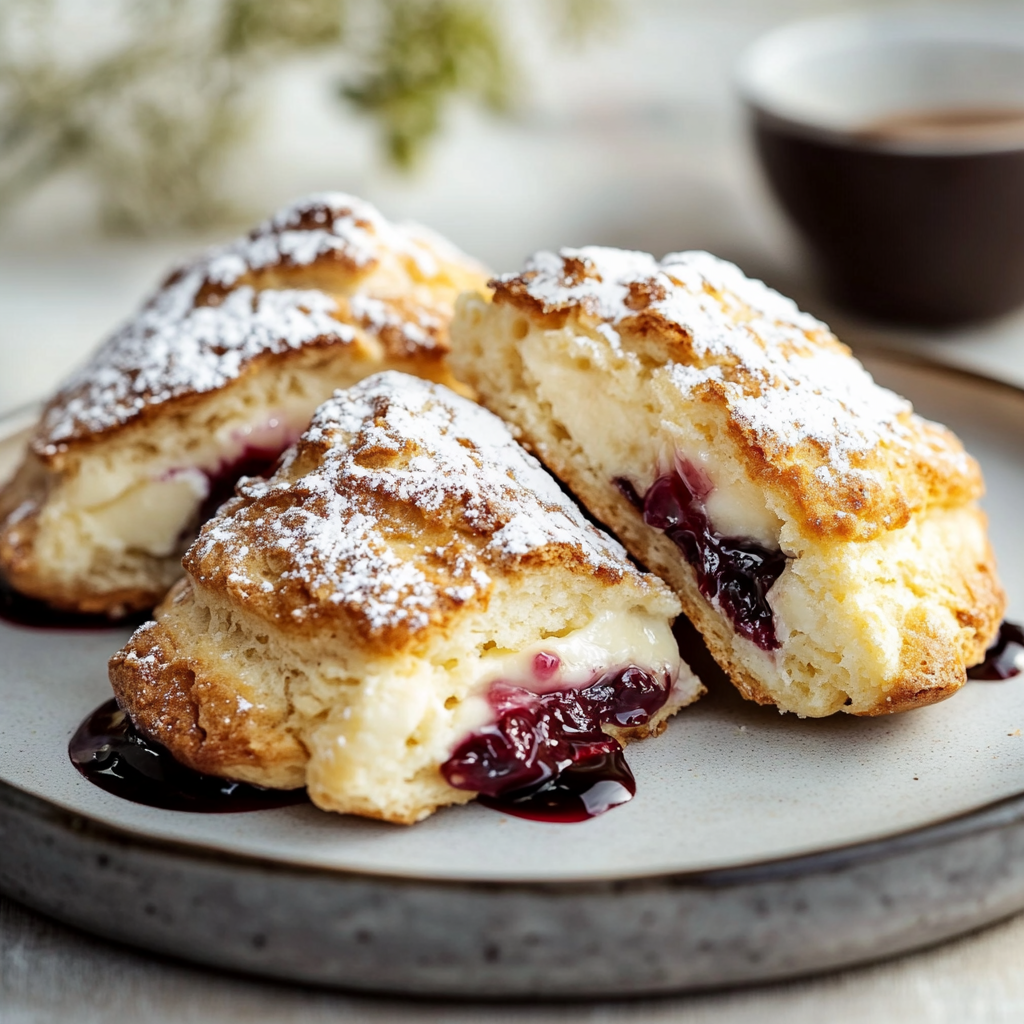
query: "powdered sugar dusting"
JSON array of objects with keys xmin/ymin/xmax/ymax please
[
  {"xmin": 500, "ymin": 247, "xmax": 921, "ymax": 484},
  {"xmin": 190, "ymin": 372, "xmax": 643, "ymax": 634},
  {"xmin": 36, "ymin": 275, "xmax": 353, "ymax": 453},
  {"xmin": 34, "ymin": 193, "xmax": 478, "ymax": 452},
  {"xmin": 349, "ymin": 295, "xmax": 443, "ymax": 353},
  {"xmin": 205, "ymin": 192, "xmax": 449, "ymax": 288}
]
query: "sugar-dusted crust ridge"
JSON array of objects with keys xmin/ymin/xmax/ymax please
[
  {"xmin": 183, "ymin": 371, "xmax": 669, "ymax": 650},
  {"xmin": 110, "ymin": 373, "xmax": 694, "ymax": 823},
  {"xmin": 490, "ymin": 247, "xmax": 980, "ymax": 543},
  {"xmin": 35, "ymin": 192, "xmax": 486, "ymax": 457}
]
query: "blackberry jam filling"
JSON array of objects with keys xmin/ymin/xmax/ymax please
[
  {"xmin": 442, "ymin": 666, "xmax": 669, "ymax": 821},
  {"xmin": 616, "ymin": 463, "xmax": 787, "ymax": 651},
  {"xmin": 199, "ymin": 444, "xmax": 285, "ymax": 523},
  {"xmin": 968, "ymin": 621, "xmax": 1024, "ymax": 680}
]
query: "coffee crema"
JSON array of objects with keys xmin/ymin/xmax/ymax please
[{"xmin": 857, "ymin": 106, "xmax": 1024, "ymax": 146}]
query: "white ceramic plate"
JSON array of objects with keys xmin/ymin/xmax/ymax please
[{"xmin": 3, "ymin": 352, "xmax": 1024, "ymax": 995}]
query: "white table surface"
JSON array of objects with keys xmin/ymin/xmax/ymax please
[{"xmin": 6, "ymin": 2, "xmax": 1024, "ymax": 1019}]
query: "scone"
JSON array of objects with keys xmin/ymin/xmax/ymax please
[
  {"xmin": 449, "ymin": 247, "xmax": 1005, "ymax": 717},
  {"xmin": 109, "ymin": 372, "xmax": 701, "ymax": 824},
  {"xmin": 0, "ymin": 193, "xmax": 487, "ymax": 616}
]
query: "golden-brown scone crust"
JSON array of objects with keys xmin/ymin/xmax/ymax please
[
  {"xmin": 449, "ymin": 247, "xmax": 1006, "ymax": 717},
  {"xmin": 110, "ymin": 372, "xmax": 699, "ymax": 823},
  {"xmin": 489, "ymin": 250, "xmax": 979, "ymax": 541},
  {"xmin": 0, "ymin": 193, "xmax": 489, "ymax": 615}
]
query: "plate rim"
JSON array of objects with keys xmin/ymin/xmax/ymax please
[
  {"xmin": 6, "ymin": 772, "xmax": 1024, "ymax": 890},
  {"xmin": 2, "ymin": 348, "xmax": 1024, "ymax": 888}
]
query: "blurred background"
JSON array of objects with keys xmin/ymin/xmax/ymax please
[{"xmin": 0, "ymin": 0, "xmax": 1015, "ymax": 416}]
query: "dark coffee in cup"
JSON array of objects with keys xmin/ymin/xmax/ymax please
[{"xmin": 739, "ymin": 10, "xmax": 1024, "ymax": 327}]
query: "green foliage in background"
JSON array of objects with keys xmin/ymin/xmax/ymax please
[
  {"xmin": 0, "ymin": 0, "xmax": 614, "ymax": 233},
  {"xmin": 343, "ymin": 0, "xmax": 512, "ymax": 169}
]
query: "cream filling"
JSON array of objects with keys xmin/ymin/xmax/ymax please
[
  {"xmin": 515, "ymin": 324, "xmax": 784, "ymax": 550},
  {"xmin": 474, "ymin": 609, "xmax": 701, "ymax": 712},
  {"xmin": 700, "ymin": 465, "xmax": 782, "ymax": 550},
  {"xmin": 478, "ymin": 608, "xmax": 678, "ymax": 687},
  {"xmin": 311, "ymin": 608, "xmax": 700, "ymax": 804},
  {"xmin": 651, "ymin": 444, "xmax": 783, "ymax": 551},
  {"xmin": 434, "ymin": 610, "xmax": 694, "ymax": 760},
  {"xmin": 59, "ymin": 413, "xmax": 309, "ymax": 562},
  {"xmin": 83, "ymin": 470, "xmax": 210, "ymax": 558}
]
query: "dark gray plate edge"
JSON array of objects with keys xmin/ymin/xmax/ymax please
[
  {"xmin": 4, "ymin": 771, "xmax": 1024, "ymax": 890},
  {"xmin": 5, "ymin": 775, "xmax": 1024, "ymax": 997},
  {"xmin": 854, "ymin": 343, "xmax": 1024, "ymax": 400}
]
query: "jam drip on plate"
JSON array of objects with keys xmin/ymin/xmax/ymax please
[
  {"xmin": 968, "ymin": 621, "xmax": 1024, "ymax": 680},
  {"xmin": 69, "ymin": 699, "xmax": 308, "ymax": 812},
  {"xmin": 442, "ymin": 666, "xmax": 669, "ymax": 822},
  {"xmin": 617, "ymin": 464, "xmax": 787, "ymax": 651},
  {"xmin": 477, "ymin": 751, "xmax": 636, "ymax": 823}
]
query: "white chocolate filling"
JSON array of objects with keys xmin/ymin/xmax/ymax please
[{"xmin": 479, "ymin": 609, "xmax": 686, "ymax": 694}]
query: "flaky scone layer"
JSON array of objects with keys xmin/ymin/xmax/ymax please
[
  {"xmin": 449, "ymin": 248, "xmax": 1005, "ymax": 717},
  {"xmin": 110, "ymin": 373, "xmax": 699, "ymax": 823},
  {"xmin": 0, "ymin": 193, "xmax": 488, "ymax": 615}
]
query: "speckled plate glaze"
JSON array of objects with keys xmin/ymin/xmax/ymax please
[{"xmin": 3, "ymin": 352, "xmax": 1024, "ymax": 997}]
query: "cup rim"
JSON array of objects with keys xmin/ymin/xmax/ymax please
[{"xmin": 736, "ymin": 3, "xmax": 1024, "ymax": 154}]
